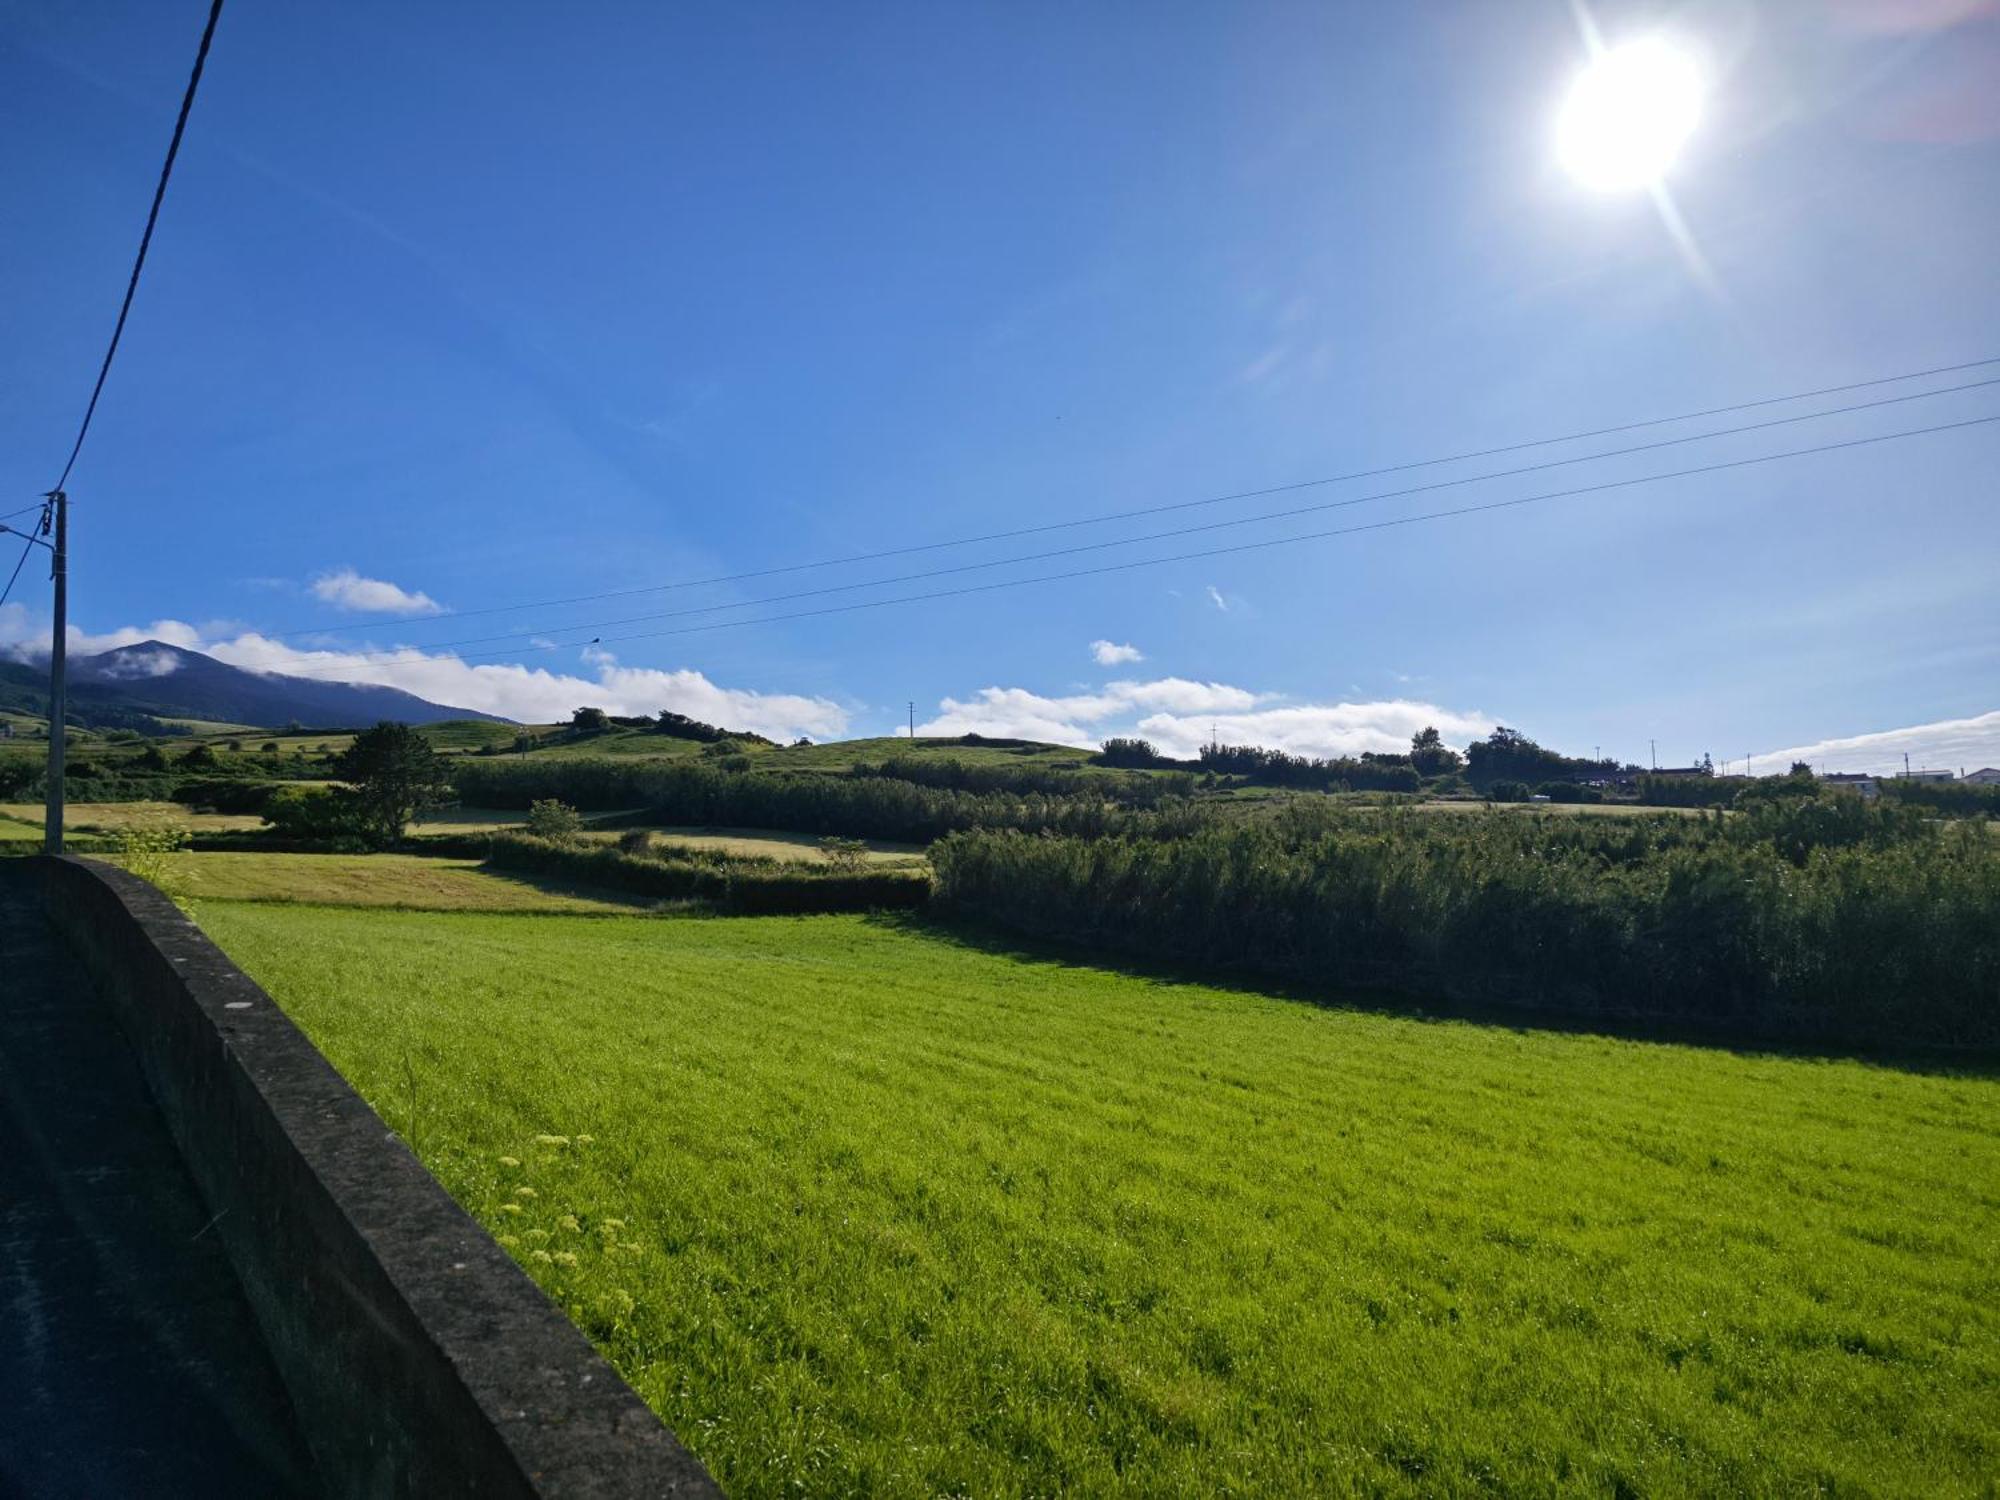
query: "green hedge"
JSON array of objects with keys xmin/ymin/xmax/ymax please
[
  {"xmin": 932, "ymin": 799, "xmax": 2000, "ymax": 1048},
  {"xmin": 451, "ymin": 759, "xmax": 1139, "ymax": 844}
]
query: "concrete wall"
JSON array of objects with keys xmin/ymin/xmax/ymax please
[{"xmin": 37, "ymin": 855, "xmax": 721, "ymax": 1499}]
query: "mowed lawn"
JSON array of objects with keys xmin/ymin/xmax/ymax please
[{"xmin": 200, "ymin": 904, "xmax": 2000, "ymax": 1498}]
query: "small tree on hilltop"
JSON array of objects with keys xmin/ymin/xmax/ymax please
[
  {"xmin": 331, "ymin": 721, "xmax": 452, "ymax": 847},
  {"xmin": 571, "ymin": 706, "xmax": 610, "ymax": 733}
]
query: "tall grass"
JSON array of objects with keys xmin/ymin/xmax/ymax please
[{"xmin": 932, "ymin": 799, "xmax": 2000, "ymax": 1046}]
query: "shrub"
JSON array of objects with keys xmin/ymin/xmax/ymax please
[
  {"xmin": 262, "ymin": 785, "xmax": 373, "ymax": 842},
  {"xmin": 818, "ymin": 835, "xmax": 869, "ymax": 874},
  {"xmin": 1097, "ymin": 737, "xmax": 1179, "ymax": 770},
  {"xmin": 171, "ymin": 779, "xmax": 281, "ymax": 815},
  {"xmin": 1487, "ymin": 780, "xmax": 1531, "ymax": 803},
  {"xmin": 616, "ymin": 828, "xmax": 654, "ymax": 855},
  {"xmin": 526, "ymin": 798, "xmax": 585, "ymax": 844},
  {"xmin": 115, "ymin": 821, "xmax": 196, "ymax": 912}
]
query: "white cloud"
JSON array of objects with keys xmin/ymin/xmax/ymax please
[
  {"xmin": 1134, "ymin": 701, "xmax": 1494, "ymax": 761},
  {"xmin": 309, "ymin": 569, "xmax": 443, "ymax": 616},
  {"xmin": 1090, "ymin": 639, "xmax": 1144, "ymax": 667},
  {"xmin": 919, "ymin": 673, "xmax": 1490, "ymax": 757},
  {"xmin": 0, "ymin": 605, "xmax": 847, "ymax": 741},
  {"xmin": 88, "ymin": 647, "xmax": 182, "ymax": 680},
  {"xmin": 1758, "ymin": 710, "xmax": 2000, "ymax": 776},
  {"xmin": 1206, "ymin": 585, "xmax": 1229, "ymax": 612}
]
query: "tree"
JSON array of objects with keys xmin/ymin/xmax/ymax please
[
  {"xmin": 1409, "ymin": 726, "xmax": 1463, "ymax": 777},
  {"xmin": 818, "ymin": 835, "xmax": 869, "ymax": 874},
  {"xmin": 330, "ymin": 721, "xmax": 452, "ymax": 847},
  {"xmin": 525, "ymin": 798, "xmax": 584, "ymax": 844},
  {"xmin": 572, "ymin": 706, "xmax": 610, "ymax": 733}
]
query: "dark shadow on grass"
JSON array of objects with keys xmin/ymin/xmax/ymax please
[{"xmin": 862, "ymin": 910, "xmax": 2000, "ymax": 1081}]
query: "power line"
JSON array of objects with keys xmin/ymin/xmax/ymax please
[
  {"xmin": 0, "ymin": 535, "xmax": 39, "ymax": 611},
  {"xmin": 49, "ymin": 0, "xmax": 225, "ymax": 494},
  {"xmin": 279, "ymin": 375, "xmax": 2000, "ymax": 665},
  {"xmin": 264, "ymin": 353, "xmax": 2000, "ymax": 639},
  {"xmin": 0, "ymin": 501, "xmax": 53, "ymax": 610},
  {"xmin": 271, "ymin": 412, "xmax": 1996, "ymax": 676}
]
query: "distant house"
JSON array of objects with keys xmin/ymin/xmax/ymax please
[
  {"xmin": 1963, "ymin": 768, "xmax": 2000, "ymax": 786},
  {"xmin": 1649, "ymin": 766, "xmax": 1711, "ymax": 778},
  {"xmin": 1896, "ymin": 769, "xmax": 1957, "ymax": 784},
  {"xmin": 1819, "ymin": 772, "xmax": 1879, "ymax": 798}
]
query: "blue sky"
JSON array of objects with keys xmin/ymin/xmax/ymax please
[{"xmin": 2, "ymin": 0, "xmax": 1995, "ymax": 770}]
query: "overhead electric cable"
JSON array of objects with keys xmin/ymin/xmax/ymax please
[
  {"xmin": 283, "ymin": 375, "xmax": 2000, "ymax": 665},
  {"xmin": 272, "ymin": 412, "xmax": 1996, "ymax": 675},
  {"xmin": 264, "ymin": 353, "xmax": 2000, "ymax": 639},
  {"xmin": 49, "ymin": 0, "xmax": 225, "ymax": 493},
  {"xmin": 0, "ymin": 535, "xmax": 38, "ymax": 611}
]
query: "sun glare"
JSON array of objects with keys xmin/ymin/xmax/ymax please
[{"xmin": 1556, "ymin": 38, "xmax": 1705, "ymax": 192}]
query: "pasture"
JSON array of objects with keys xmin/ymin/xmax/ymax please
[
  {"xmin": 203, "ymin": 902, "xmax": 2000, "ymax": 1499},
  {"xmin": 0, "ymin": 800, "xmax": 266, "ymax": 837},
  {"xmin": 156, "ymin": 852, "xmax": 658, "ymax": 913},
  {"xmin": 601, "ymin": 825, "xmax": 927, "ymax": 865}
]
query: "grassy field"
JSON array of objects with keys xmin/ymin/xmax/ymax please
[
  {"xmin": 595, "ymin": 826, "xmax": 927, "ymax": 866},
  {"xmin": 158, "ymin": 852, "xmax": 659, "ymax": 913},
  {"xmin": 0, "ymin": 800, "xmax": 267, "ymax": 836},
  {"xmin": 201, "ymin": 903, "xmax": 1999, "ymax": 1498}
]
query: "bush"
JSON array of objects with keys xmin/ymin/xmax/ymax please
[
  {"xmin": 1536, "ymin": 781, "xmax": 1600, "ymax": 804},
  {"xmin": 525, "ymin": 798, "xmax": 584, "ymax": 844},
  {"xmin": 1095, "ymin": 738, "xmax": 1186, "ymax": 770},
  {"xmin": 1487, "ymin": 781, "xmax": 1531, "ymax": 803},
  {"xmin": 262, "ymin": 785, "xmax": 373, "ymax": 842},
  {"xmin": 818, "ymin": 835, "xmax": 869, "ymax": 874}
]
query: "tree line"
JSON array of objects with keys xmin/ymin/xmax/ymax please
[{"xmin": 931, "ymin": 794, "xmax": 2000, "ymax": 1048}]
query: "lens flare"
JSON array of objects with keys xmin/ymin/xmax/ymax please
[{"xmin": 1557, "ymin": 38, "xmax": 1705, "ymax": 192}]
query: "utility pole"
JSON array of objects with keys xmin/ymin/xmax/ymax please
[
  {"xmin": 1650, "ymin": 738, "xmax": 1657, "ymax": 771},
  {"xmin": 908, "ymin": 701, "xmax": 915, "ymax": 739},
  {"xmin": 43, "ymin": 491, "xmax": 67, "ymax": 855}
]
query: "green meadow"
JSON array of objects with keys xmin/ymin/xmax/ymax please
[{"xmin": 202, "ymin": 902, "xmax": 2000, "ymax": 1499}]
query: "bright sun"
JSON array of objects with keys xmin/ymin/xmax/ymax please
[{"xmin": 1556, "ymin": 38, "xmax": 1705, "ymax": 192}]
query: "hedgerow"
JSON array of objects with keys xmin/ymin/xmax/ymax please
[{"xmin": 932, "ymin": 798, "xmax": 2000, "ymax": 1047}]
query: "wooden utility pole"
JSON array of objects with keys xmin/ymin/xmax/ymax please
[{"xmin": 44, "ymin": 490, "xmax": 67, "ymax": 855}]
